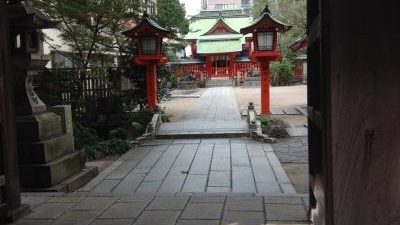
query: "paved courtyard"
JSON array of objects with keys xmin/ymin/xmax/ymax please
[{"xmin": 14, "ymin": 87, "xmax": 310, "ymax": 224}]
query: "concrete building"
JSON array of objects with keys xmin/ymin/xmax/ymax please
[{"xmin": 201, "ymin": 0, "xmax": 252, "ymax": 12}]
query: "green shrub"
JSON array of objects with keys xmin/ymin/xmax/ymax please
[
  {"xmin": 109, "ymin": 127, "xmax": 128, "ymax": 139},
  {"xmin": 197, "ymin": 81, "xmax": 206, "ymax": 88},
  {"xmin": 170, "ymin": 74, "xmax": 179, "ymax": 88},
  {"xmin": 84, "ymin": 139, "xmax": 134, "ymax": 160},
  {"xmin": 260, "ymin": 116, "xmax": 289, "ymax": 138},
  {"xmin": 73, "ymin": 122, "xmax": 101, "ymax": 150},
  {"xmin": 270, "ymin": 58, "xmax": 295, "ymax": 86}
]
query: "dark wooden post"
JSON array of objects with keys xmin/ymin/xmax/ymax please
[{"xmin": 0, "ymin": 1, "xmax": 27, "ymax": 222}]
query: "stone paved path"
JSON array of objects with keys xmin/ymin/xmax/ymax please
[
  {"xmin": 78, "ymin": 138, "xmax": 297, "ymax": 195},
  {"xmin": 157, "ymin": 87, "xmax": 248, "ymax": 136},
  {"xmin": 18, "ymin": 194, "xmax": 309, "ymax": 225}
]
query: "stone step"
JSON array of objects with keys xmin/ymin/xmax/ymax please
[
  {"xmin": 156, "ymin": 131, "xmax": 248, "ymax": 139},
  {"xmin": 18, "ymin": 133, "xmax": 74, "ymax": 164},
  {"xmin": 23, "ymin": 166, "xmax": 99, "ymax": 192},
  {"xmin": 19, "ymin": 151, "xmax": 86, "ymax": 188},
  {"xmin": 206, "ymin": 79, "xmax": 234, "ymax": 87}
]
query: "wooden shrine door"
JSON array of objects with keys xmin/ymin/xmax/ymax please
[{"xmin": 308, "ymin": 1, "xmax": 400, "ymax": 224}]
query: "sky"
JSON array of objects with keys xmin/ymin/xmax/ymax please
[{"xmin": 179, "ymin": 0, "xmax": 202, "ymax": 16}]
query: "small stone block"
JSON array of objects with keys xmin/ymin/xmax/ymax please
[{"xmin": 265, "ymin": 137, "xmax": 277, "ymax": 143}]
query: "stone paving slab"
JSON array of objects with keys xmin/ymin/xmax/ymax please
[
  {"xmin": 99, "ymin": 202, "xmax": 148, "ymax": 219},
  {"xmin": 16, "ymin": 195, "xmax": 309, "ymax": 225},
  {"xmin": 283, "ymin": 108, "xmax": 301, "ymax": 115},
  {"xmin": 176, "ymin": 220, "xmax": 220, "ymax": 225},
  {"xmin": 157, "ymin": 87, "xmax": 248, "ymax": 137},
  {"xmin": 90, "ymin": 218, "xmax": 134, "ymax": 225},
  {"xmin": 180, "ymin": 202, "xmax": 224, "ymax": 220},
  {"xmin": 225, "ymin": 196, "xmax": 264, "ymax": 211},
  {"xmin": 76, "ymin": 138, "xmax": 296, "ymax": 195},
  {"xmin": 133, "ymin": 211, "xmax": 181, "ymax": 225},
  {"xmin": 265, "ymin": 204, "xmax": 308, "ymax": 221},
  {"xmin": 222, "ymin": 211, "xmax": 265, "ymax": 225},
  {"xmin": 147, "ymin": 196, "xmax": 188, "ymax": 210},
  {"xmin": 271, "ymin": 108, "xmax": 285, "ymax": 115}
]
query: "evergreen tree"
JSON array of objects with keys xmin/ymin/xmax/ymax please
[
  {"xmin": 155, "ymin": 0, "xmax": 189, "ymax": 60},
  {"xmin": 156, "ymin": 0, "xmax": 189, "ymax": 35}
]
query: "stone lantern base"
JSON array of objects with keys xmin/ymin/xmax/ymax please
[{"xmin": 16, "ymin": 105, "xmax": 98, "ymax": 192}]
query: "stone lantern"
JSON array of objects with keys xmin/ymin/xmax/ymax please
[
  {"xmin": 241, "ymin": 5, "xmax": 291, "ymax": 115},
  {"xmin": 8, "ymin": 2, "xmax": 98, "ymax": 191},
  {"xmin": 123, "ymin": 12, "xmax": 174, "ymax": 109}
]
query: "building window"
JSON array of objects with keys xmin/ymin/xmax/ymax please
[
  {"xmin": 257, "ymin": 32, "xmax": 274, "ymax": 51},
  {"xmin": 215, "ymin": 4, "xmax": 235, "ymax": 10}
]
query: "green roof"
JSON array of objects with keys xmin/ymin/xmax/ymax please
[
  {"xmin": 185, "ymin": 12, "xmax": 254, "ymax": 55},
  {"xmin": 185, "ymin": 16, "xmax": 253, "ymax": 40},
  {"xmin": 197, "ymin": 34, "xmax": 243, "ymax": 40},
  {"xmin": 197, "ymin": 39, "xmax": 242, "ymax": 54}
]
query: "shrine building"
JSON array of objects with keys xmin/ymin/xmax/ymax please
[{"xmin": 171, "ymin": 9, "xmax": 260, "ymax": 81}]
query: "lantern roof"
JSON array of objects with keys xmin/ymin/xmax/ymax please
[
  {"xmin": 123, "ymin": 12, "xmax": 174, "ymax": 38},
  {"xmin": 8, "ymin": 3, "xmax": 58, "ymax": 29},
  {"xmin": 240, "ymin": 5, "xmax": 291, "ymax": 34}
]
